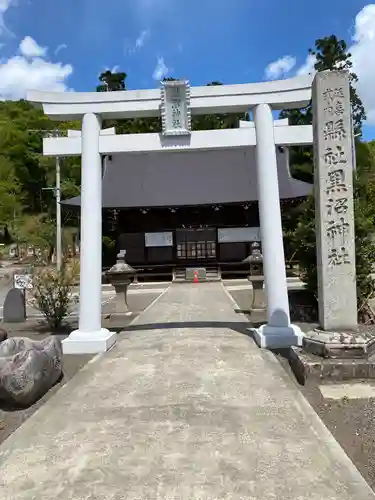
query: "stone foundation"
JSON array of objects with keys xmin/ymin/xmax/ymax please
[{"xmin": 303, "ymin": 328, "xmax": 375, "ymax": 359}]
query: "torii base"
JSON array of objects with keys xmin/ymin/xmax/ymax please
[
  {"xmin": 250, "ymin": 323, "xmax": 304, "ymax": 349},
  {"xmin": 62, "ymin": 328, "xmax": 117, "ymax": 355}
]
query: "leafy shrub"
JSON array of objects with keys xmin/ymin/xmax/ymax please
[
  {"xmin": 31, "ymin": 262, "xmax": 79, "ymax": 330},
  {"xmin": 102, "ymin": 236, "xmax": 115, "ymax": 249}
]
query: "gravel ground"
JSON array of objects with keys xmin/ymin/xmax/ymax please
[
  {"xmin": 280, "ymin": 356, "xmax": 375, "ymax": 489},
  {"xmin": 227, "ymin": 286, "xmax": 375, "ymax": 491},
  {"xmin": 0, "ymin": 290, "xmax": 163, "ymax": 446}
]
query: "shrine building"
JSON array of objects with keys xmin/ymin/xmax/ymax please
[{"xmin": 62, "ymin": 118, "xmax": 312, "ymax": 280}]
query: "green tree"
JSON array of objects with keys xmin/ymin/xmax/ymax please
[
  {"xmin": 294, "ymin": 152, "xmax": 375, "ymax": 319},
  {"xmin": 0, "ymin": 100, "xmax": 67, "ymax": 213},
  {"xmin": 0, "ymin": 157, "xmax": 23, "ymax": 227},
  {"xmin": 192, "ymin": 82, "xmax": 246, "ymax": 131},
  {"xmin": 280, "ymin": 35, "xmax": 366, "ymax": 182},
  {"xmin": 96, "ymin": 70, "xmax": 127, "ymax": 92},
  {"xmin": 0, "ymin": 99, "xmax": 82, "ymax": 253},
  {"xmin": 285, "ymin": 36, "xmax": 375, "ymax": 319},
  {"xmin": 281, "ymin": 35, "xmax": 366, "ymax": 133},
  {"xmin": 311, "ymin": 35, "xmax": 366, "ymax": 135},
  {"xmin": 18, "ymin": 214, "xmax": 57, "ymax": 262}
]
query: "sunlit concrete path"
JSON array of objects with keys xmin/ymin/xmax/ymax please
[{"xmin": 0, "ymin": 282, "xmax": 374, "ymax": 499}]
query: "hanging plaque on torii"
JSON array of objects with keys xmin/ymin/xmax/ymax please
[{"xmin": 161, "ymin": 80, "xmax": 192, "ymax": 136}]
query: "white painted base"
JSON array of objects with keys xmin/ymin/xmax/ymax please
[
  {"xmin": 250, "ymin": 323, "xmax": 304, "ymax": 349},
  {"xmin": 62, "ymin": 328, "xmax": 117, "ymax": 355}
]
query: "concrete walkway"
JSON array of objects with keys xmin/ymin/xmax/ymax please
[{"xmin": 0, "ymin": 282, "xmax": 374, "ymax": 499}]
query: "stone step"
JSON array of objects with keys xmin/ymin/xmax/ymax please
[{"xmin": 173, "ymin": 266, "xmax": 221, "ymax": 282}]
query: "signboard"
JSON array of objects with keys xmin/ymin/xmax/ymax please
[
  {"xmin": 14, "ymin": 274, "xmax": 33, "ymax": 290},
  {"xmin": 161, "ymin": 80, "xmax": 191, "ymax": 136},
  {"xmin": 145, "ymin": 232, "xmax": 173, "ymax": 248},
  {"xmin": 218, "ymin": 227, "xmax": 261, "ymax": 243},
  {"xmin": 312, "ymin": 71, "xmax": 357, "ymax": 330}
]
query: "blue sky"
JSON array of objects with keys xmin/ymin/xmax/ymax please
[{"xmin": 1, "ymin": 0, "xmax": 375, "ymax": 139}]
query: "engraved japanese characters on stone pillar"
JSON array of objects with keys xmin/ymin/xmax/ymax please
[{"xmin": 313, "ymin": 71, "xmax": 357, "ymax": 331}]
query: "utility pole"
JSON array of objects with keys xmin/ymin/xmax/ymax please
[
  {"xmin": 55, "ymin": 155, "xmax": 62, "ymax": 271},
  {"xmin": 30, "ymin": 128, "xmax": 63, "ymax": 270},
  {"xmin": 47, "ymin": 129, "xmax": 63, "ymax": 271}
]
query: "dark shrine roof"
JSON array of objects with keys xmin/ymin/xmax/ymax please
[{"xmin": 62, "ymin": 147, "xmax": 312, "ymax": 209}]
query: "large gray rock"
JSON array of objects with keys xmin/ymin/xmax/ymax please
[
  {"xmin": 0, "ymin": 337, "xmax": 63, "ymax": 407},
  {"xmin": 0, "ymin": 328, "xmax": 7, "ymax": 343}
]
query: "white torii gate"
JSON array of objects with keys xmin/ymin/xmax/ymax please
[{"xmin": 27, "ymin": 75, "xmax": 314, "ymax": 354}]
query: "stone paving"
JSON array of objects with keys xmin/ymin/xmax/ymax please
[
  {"xmin": 0, "ymin": 282, "xmax": 374, "ymax": 499},
  {"xmin": 0, "ymin": 282, "xmax": 169, "ymax": 319}
]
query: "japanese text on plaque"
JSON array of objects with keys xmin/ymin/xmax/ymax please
[
  {"xmin": 322, "ymin": 86, "xmax": 351, "ymax": 268},
  {"xmin": 169, "ymin": 87, "xmax": 184, "ymax": 130}
]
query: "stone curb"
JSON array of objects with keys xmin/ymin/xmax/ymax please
[{"xmin": 288, "ymin": 346, "xmax": 375, "ymax": 384}]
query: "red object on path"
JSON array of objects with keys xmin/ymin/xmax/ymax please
[{"xmin": 193, "ymin": 269, "xmax": 199, "ymax": 283}]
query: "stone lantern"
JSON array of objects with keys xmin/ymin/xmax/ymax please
[
  {"xmin": 105, "ymin": 250, "xmax": 137, "ymax": 315},
  {"xmin": 242, "ymin": 242, "xmax": 266, "ymax": 312}
]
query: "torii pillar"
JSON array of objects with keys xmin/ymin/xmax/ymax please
[
  {"xmin": 63, "ymin": 113, "xmax": 117, "ymax": 354},
  {"xmin": 250, "ymin": 104, "xmax": 303, "ymax": 348}
]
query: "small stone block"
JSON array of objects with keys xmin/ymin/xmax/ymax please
[
  {"xmin": 319, "ymin": 383, "xmax": 375, "ymax": 400},
  {"xmin": 2, "ymin": 288, "xmax": 26, "ymax": 323},
  {"xmin": 185, "ymin": 268, "xmax": 206, "ymax": 281}
]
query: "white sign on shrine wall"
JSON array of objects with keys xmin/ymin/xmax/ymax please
[
  {"xmin": 218, "ymin": 227, "xmax": 261, "ymax": 243},
  {"xmin": 161, "ymin": 80, "xmax": 192, "ymax": 136},
  {"xmin": 145, "ymin": 232, "xmax": 173, "ymax": 247}
]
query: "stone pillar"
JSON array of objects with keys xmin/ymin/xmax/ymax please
[
  {"xmin": 313, "ymin": 71, "xmax": 357, "ymax": 331},
  {"xmin": 62, "ymin": 113, "xmax": 116, "ymax": 354},
  {"xmin": 250, "ymin": 103, "xmax": 303, "ymax": 348}
]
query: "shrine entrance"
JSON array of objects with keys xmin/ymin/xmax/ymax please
[
  {"xmin": 176, "ymin": 228, "xmax": 217, "ymax": 263},
  {"xmin": 28, "ymin": 74, "xmax": 322, "ymax": 354}
]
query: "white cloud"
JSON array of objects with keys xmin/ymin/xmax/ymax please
[
  {"xmin": 55, "ymin": 43, "xmax": 67, "ymax": 55},
  {"xmin": 264, "ymin": 55, "xmax": 296, "ymax": 80},
  {"xmin": 296, "ymin": 53, "xmax": 317, "ymax": 76},
  {"xmin": 266, "ymin": 5, "xmax": 375, "ymax": 125},
  {"xmin": 20, "ymin": 36, "xmax": 46, "ymax": 58},
  {"xmin": 0, "ymin": 36, "xmax": 73, "ymax": 99},
  {"xmin": 152, "ymin": 56, "xmax": 168, "ymax": 80},
  {"xmin": 135, "ymin": 29, "xmax": 149, "ymax": 49},
  {"xmin": 350, "ymin": 4, "xmax": 375, "ymax": 124},
  {"xmin": 132, "ymin": 0, "xmax": 170, "ymax": 21},
  {"xmin": 0, "ymin": 0, "xmax": 19, "ymax": 36},
  {"xmin": 0, "ymin": 0, "xmax": 16, "ymax": 13},
  {"xmin": 125, "ymin": 29, "xmax": 150, "ymax": 55}
]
